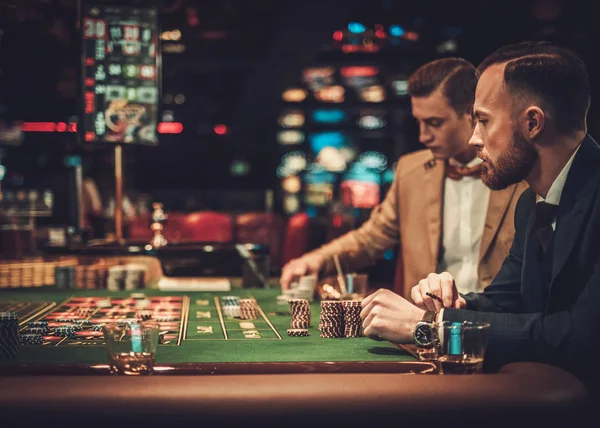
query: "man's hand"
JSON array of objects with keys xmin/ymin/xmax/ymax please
[
  {"xmin": 279, "ymin": 253, "xmax": 325, "ymax": 291},
  {"xmin": 410, "ymin": 272, "xmax": 466, "ymax": 311},
  {"xmin": 360, "ymin": 289, "xmax": 425, "ymax": 344}
]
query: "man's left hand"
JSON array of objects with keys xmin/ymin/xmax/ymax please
[{"xmin": 360, "ymin": 289, "xmax": 425, "ymax": 343}]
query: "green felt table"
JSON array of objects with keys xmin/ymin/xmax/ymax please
[
  {"xmin": 0, "ymin": 286, "xmax": 425, "ymax": 374},
  {"xmin": 0, "ymin": 287, "xmax": 589, "ymax": 427}
]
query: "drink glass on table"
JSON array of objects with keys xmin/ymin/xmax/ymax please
[
  {"xmin": 436, "ymin": 321, "xmax": 489, "ymax": 374},
  {"xmin": 102, "ymin": 321, "xmax": 160, "ymax": 375}
]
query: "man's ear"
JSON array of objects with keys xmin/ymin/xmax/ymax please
[{"xmin": 524, "ymin": 106, "xmax": 545, "ymax": 140}]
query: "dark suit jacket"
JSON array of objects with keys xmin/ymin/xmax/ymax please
[{"xmin": 443, "ymin": 135, "xmax": 600, "ymax": 392}]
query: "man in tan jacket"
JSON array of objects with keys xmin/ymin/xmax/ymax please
[{"xmin": 280, "ymin": 57, "xmax": 528, "ymax": 298}]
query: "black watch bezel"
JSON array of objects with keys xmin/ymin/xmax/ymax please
[{"xmin": 413, "ymin": 311, "xmax": 437, "ymax": 348}]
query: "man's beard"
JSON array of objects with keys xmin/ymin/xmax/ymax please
[{"xmin": 480, "ymin": 129, "xmax": 538, "ymax": 190}]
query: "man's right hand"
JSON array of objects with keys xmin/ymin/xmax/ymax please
[
  {"xmin": 410, "ymin": 272, "xmax": 466, "ymax": 311},
  {"xmin": 279, "ymin": 253, "xmax": 326, "ymax": 291}
]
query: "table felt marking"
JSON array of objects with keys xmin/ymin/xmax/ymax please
[
  {"xmin": 177, "ymin": 295, "xmax": 190, "ymax": 346},
  {"xmin": 214, "ymin": 296, "xmax": 228, "ymax": 340}
]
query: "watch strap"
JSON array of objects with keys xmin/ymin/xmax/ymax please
[{"xmin": 421, "ymin": 310, "xmax": 436, "ymax": 324}]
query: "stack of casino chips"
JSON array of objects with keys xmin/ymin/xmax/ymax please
[
  {"xmin": 342, "ymin": 300, "xmax": 362, "ymax": 337},
  {"xmin": 288, "ymin": 299, "xmax": 310, "ymax": 329},
  {"xmin": 20, "ymin": 321, "xmax": 46, "ymax": 346},
  {"xmin": 0, "ymin": 312, "xmax": 19, "ymax": 359},
  {"xmin": 319, "ymin": 300, "xmax": 344, "ymax": 338},
  {"xmin": 0, "ymin": 263, "xmax": 9, "ymax": 288},
  {"xmin": 20, "ymin": 262, "xmax": 34, "ymax": 287},
  {"xmin": 43, "ymin": 261, "xmax": 56, "ymax": 286},
  {"xmin": 221, "ymin": 296, "xmax": 241, "ymax": 318},
  {"xmin": 238, "ymin": 298, "xmax": 259, "ymax": 320},
  {"xmin": 55, "ymin": 264, "xmax": 76, "ymax": 289},
  {"xmin": 53, "ymin": 324, "xmax": 82, "ymax": 337},
  {"xmin": 75, "ymin": 265, "xmax": 109, "ymax": 290},
  {"xmin": 287, "ymin": 298, "xmax": 311, "ymax": 337},
  {"xmin": 107, "ymin": 264, "xmax": 146, "ymax": 291}
]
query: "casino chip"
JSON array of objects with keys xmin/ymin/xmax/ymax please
[
  {"xmin": 238, "ymin": 298, "xmax": 259, "ymax": 320},
  {"xmin": 342, "ymin": 300, "xmax": 363, "ymax": 338},
  {"xmin": 19, "ymin": 333, "xmax": 44, "ymax": 345},
  {"xmin": 288, "ymin": 299, "xmax": 310, "ymax": 330},
  {"xmin": 319, "ymin": 301, "xmax": 344, "ymax": 338},
  {"xmin": 287, "ymin": 329, "xmax": 309, "ymax": 337}
]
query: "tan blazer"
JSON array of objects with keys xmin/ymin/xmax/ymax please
[{"xmin": 314, "ymin": 149, "xmax": 528, "ymax": 298}]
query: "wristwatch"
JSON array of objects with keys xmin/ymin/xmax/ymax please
[{"xmin": 413, "ymin": 311, "xmax": 437, "ymax": 348}]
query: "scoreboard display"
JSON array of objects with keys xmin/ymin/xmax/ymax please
[{"xmin": 80, "ymin": 4, "xmax": 160, "ymax": 145}]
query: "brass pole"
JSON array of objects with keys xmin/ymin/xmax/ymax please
[{"xmin": 114, "ymin": 144, "xmax": 124, "ymax": 244}]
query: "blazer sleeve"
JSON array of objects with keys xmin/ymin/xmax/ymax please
[
  {"xmin": 311, "ymin": 162, "xmax": 402, "ymax": 274},
  {"xmin": 459, "ymin": 190, "xmax": 534, "ymax": 313},
  {"xmin": 442, "ymin": 190, "xmax": 600, "ymax": 376}
]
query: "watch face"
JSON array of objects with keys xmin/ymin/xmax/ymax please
[{"xmin": 414, "ymin": 324, "xmax": 434, "ymax": 347}]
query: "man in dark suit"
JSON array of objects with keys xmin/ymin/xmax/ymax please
[{"xmin": 360, "ymin": 41, "xmax": 599, "ymax": 392}]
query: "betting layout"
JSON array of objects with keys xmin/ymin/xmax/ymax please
[
  {"xmin": 19, "ymin": 294, "xmax": 188, "ymax": 347},
  {"xmin": 186, "ymin": 295, "xmax": 282, "ymax": 341}
]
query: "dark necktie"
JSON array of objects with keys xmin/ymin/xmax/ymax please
[
  {"xmin": 445, "ymin": 163, "xmax": 483, "ymax": 180},
  {"xmin": 535, "ymin": 202, "xmax": 558, "ymax": 254}
]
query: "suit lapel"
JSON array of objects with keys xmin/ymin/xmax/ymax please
[
  {"xmin": 478, "ymin": 184, "xmax": 518, "ymax": 262},
  {"xmin": 422, "ymin": 158, "xmax": 445, "ymax": 265},
  {"xmin": 550, "ymin": 136, "xmax": 600, "ymax": 286}
]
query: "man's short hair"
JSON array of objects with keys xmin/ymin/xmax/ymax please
[
  {"xmin": 407, "ymin": 57, "xmax": 477, "ymax": 116},
  {"xmin": 478, "ymin": 41, "xmax": 591, "ymax": 134}
]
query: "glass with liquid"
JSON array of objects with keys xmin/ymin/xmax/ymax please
[
  {"xmin": 436, "ymin": 321, "xmax": 489, "ymax": 374},
  {"xmin": 102, "ymin": 322, "xmax": 160, "ymax": 375}
]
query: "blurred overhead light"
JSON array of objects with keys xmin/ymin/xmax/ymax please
[
  {"xmin": 230, "ymin": 160, "xmax": 251, "ymax": 177},
  {"xmin": 312, "ymin": 109, "xmax": 345, "ymax": 124},
  {"xmin": 392, "ymin": 79, "xmax": 409, "ymax": 96},
  {"xmin": 348, "ymin": 22, "xmax": 366, "ymax": 34},
  {"xmin": 314, "ymin": 86, "xmax": 345, "ymax": 103},
  {"xmin": 282, "ymin": 88, "xmax": 308, "ymax": 102},
  {"xmin": 283, "ymin": 194, "xmax": 300, "ymax": 215},
  {"xmin": 360, "ymin": 85, "xmax": 385, "ymax": 103},
  {"xmin": 279, "ymin": 112, "xmax": 305, "ymax": 128},
  {"xmin": 389, "ymin": 25, "xmax": 405, "ymax": 37},
  {"xmin": 277, "ymin": 130, "xmax": 304, "ymax": 145},
  {"xmin": 174, "ymin": 94, "xmax": 186, "ymax": 104},
  {"xmin": 281, "ymin": 176, "xmax": 302, "ymax": 193},
  {"xmin": 160, "ymin": 30, "xmax": 182, "ymax": 40},
  {"xmin": 404, "ymin": 31, "xmax": 420, "ymax": 41},
  {"xmin": 21, "ymin": 122, "xmax": 77, "ymax": 132},
  {"xmin": 214, "ymin": 124, "xmax": 228, "ymax": 135},
  {"xmin": 358, "ymin": 115, "xmax": 386, "ymax": 130},
  {"xmin": 340, "ymin": 66, "xmax": 378, "ymax": 78},
  {"xmin": 333, "ymin": 30, "xmax": 344, "ymax": 41},
  {"xmin": 158, "ymin": 122, "xmax": 183, "ymax": 134},
  {"xmin": 436, "ymin": 39, "xmax": 458, "ymax": 53}
]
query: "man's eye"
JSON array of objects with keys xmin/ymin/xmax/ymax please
[{"xmin": 429, "ymin": 120, "xmax": 442, "ymax": 128}]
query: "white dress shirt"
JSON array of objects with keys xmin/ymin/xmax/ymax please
[
  {"xmin": 440, "ymin": 157, "xmax": 490, "ymax": 294},
  {"xmin": 536, "ymin": 143, "xmax": 582, "ymax": 230}
]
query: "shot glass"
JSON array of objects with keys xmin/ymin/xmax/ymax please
[
  {"xmin": 436, "ymin": 321, "xmax": 490, "ymax": 374},
  {"xmin": 102, "ymin": 321, "xmax": 160, "ymax": 375}
]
